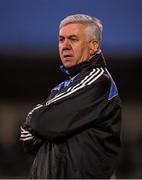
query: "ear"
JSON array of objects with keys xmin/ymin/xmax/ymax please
[{"xmin": 89, "ymin": 41, "xmax": 99, "ymax": 54}]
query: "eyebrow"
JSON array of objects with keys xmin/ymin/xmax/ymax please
[{"xmin": 59, "ymin": 35, "xmax": 79, "ymax": 39}]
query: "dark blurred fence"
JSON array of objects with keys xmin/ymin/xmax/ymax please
[{"xmin": 0, "ymin": 52, "xmax": 142, "ymax": 178}]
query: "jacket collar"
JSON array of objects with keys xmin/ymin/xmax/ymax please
[{"xmin": 60, "ymin": 50, "xmax": 106, "ymax": 77}]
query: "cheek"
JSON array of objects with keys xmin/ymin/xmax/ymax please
[
  {"xmin": 74, "ymin": 45, "xmax": 86, "ymax": 57},
  {"xmin": 58, "ymin": 44, "xmax": 61, "ymax": 51},
  {"xmin": 73, "ymin": 45, "xmax": 82, "ymax": 55},
  {"xmin": 59, "ymin": 46, "xmax": 63, "ymax": 56}
]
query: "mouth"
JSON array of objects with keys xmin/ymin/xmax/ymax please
[
  {"xmin": 63, "ymin": 54, "xmax": 73, "ymax": 59},
  {"xmin": 63, "ymin": 54, "xmax": 72, "ymax": 58}
]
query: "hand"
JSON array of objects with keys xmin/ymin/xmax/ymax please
[{"xmin": 20, "ymin": 126, "xmax": 34, "ymax": 141}]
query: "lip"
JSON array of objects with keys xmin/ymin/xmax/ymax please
[
  {"xmin": 63, "ymin": 54, "xmax": 72, "ymax": 58},
  {"xmin": 63, "ymin": 56, "xmax": 73, "ymax": 61},
  {"xmin": 62, "ymin": 53, "xmax": 73, "ymax": 59}
]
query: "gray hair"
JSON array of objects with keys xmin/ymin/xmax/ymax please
[{"xmin": 59, "ymin": 14, "xmax": 103, "ymax": 46}]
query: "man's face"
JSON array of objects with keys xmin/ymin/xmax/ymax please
[{"xmin": 59, "ymin": 23, "xmax": 92, "ymax": 68}]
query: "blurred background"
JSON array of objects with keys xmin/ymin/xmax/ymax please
[{"xmin": 0, "ymin": 0, "xmax": 142, "ymax": 178}]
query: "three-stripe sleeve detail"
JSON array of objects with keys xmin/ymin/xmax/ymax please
[{"xmin": 46, "ymin": 67, "xmax": 104, "ymax": 106}]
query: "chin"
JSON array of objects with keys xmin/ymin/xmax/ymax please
[
  {"xmin": 63, "ymin": 63, "xmax": 73, "ymax": 68},
  {"xmin": 62, "ymin": 61, "xmax": 74, "ymax": 68}
]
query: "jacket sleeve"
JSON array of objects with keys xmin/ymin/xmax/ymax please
[
  {"xmin": 30, "ymin": 72, "xmax": 121, "ymax": 142},
  {"xmin": 20, "ymin": 104, "xmax": 44, "ymax": 155}
]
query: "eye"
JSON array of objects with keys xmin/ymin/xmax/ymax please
[
  {"xmin": 69, "ymin": 36, "xmax": 79, "ymax": 42},
  {"xmin": 59, "ymin": 36, "xmax": 64, "ymax": 43}
]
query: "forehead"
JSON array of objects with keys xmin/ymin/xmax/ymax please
[{"xmin": 59, "ymin": 23, "xmax": 87, "ymax": 36}]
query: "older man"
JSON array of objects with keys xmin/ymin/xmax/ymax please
[{"xmin": 20, "ymin": 14, "xmax": 121, "ymax": 179}]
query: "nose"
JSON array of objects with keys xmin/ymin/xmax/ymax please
[{"xmin": 61, "ymin": 39, "xmax": 71, "ymax": 50}]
